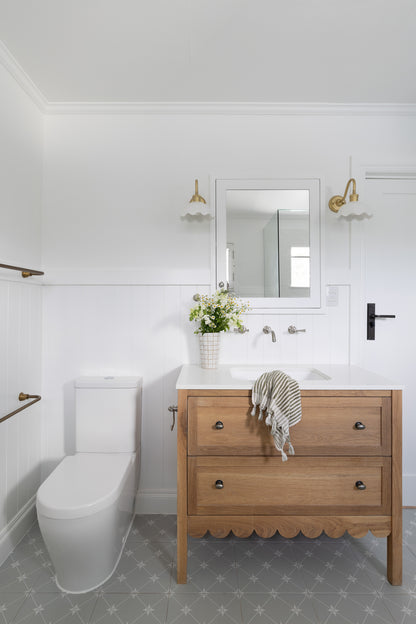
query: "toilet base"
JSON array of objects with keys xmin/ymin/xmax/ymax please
[
  {"xmin": 37, "ymin": 452, "xmax": 138, "ymax": 594},
  {"xmin": 53, "ymin": 513, "xmax": 135, "ymax": 594}
]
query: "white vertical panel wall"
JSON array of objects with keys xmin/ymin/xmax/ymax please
[
  {"xmin": 41, "ymin": 282, "xmax": 350, "ymax": 513},
  {"xmin": 0, "ymin": 61, "xmax": 43, "ymax": 563},
  {"xmin": 0, "ymin": 282, "xmax": 42, "ymax": 556},
  {"xmin": 39, "ymin": 111, "xmax": 416, "ymax": 512}
]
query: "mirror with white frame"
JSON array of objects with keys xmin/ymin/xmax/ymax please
[{"xmin": 215, "ymin": 179, "xmax": 322, "ymax": 310}]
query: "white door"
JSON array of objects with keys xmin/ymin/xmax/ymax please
[{"xmin": 361, "ymin": 177, "xmax": 416, "ymax": 504}]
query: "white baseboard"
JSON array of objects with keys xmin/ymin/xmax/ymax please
[
  {"xmin": 135, "ymin": 489, "xmax": 177, "ymax": 515},
  {"xmin": 0, "ymin": 495, "xmax": 37, "ymax": 566},
  {"xmin": 403, "ymin": 475, "xmax": 416, "ymax": 507}
]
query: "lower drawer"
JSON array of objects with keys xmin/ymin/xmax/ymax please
[{"xmin": 188, "ymin": 457, "xmax": 391, "ymax": 516}]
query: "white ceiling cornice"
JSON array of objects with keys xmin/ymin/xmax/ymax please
[
  {"xmin": 2, "ymin": 39, "xmax": 416, "ymax": 118},
  {"xmin": 45, "ymin": 101, "xmax": 416, "ymax": 116},
  {"xmin": 0, "ymin": 39, "xmax": 47, "ymax": 112}
]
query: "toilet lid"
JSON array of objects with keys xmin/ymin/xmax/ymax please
[{"xmin": 36, "ymin": 453, "xmax": 135, "ymax": 519}]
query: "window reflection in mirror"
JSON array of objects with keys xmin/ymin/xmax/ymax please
[
  {"xmin": 225, "ymin": 189, "xmax": 310, "ymax": 298},
  {"xmin": 216, "ymin": 179, "xmax": 321, "ymax": 310}
]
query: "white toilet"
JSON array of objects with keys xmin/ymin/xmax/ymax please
[{"xmin": 36, "ymin": 376, "xmax": 142, "ymax": 594}]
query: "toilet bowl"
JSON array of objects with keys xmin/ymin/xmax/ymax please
[{"xmin": 36, "ymin": 376, "xmax": 141, "ymax": 593}]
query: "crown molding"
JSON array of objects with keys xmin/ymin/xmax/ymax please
[
  {"xmin": 1, "ymin": 40, "xmax": 416, "ymax": 117},
  {"xmin": 45, "ymin": 101, "xmax": 416, "ymax": 116},
  {"xmin": 0, "ymin": 40, "xmax": 47, "ymax": 112}
]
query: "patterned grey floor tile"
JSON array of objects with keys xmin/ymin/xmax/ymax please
[
  {"xmin": 301, "ymin": 541, "xmax": 378, "ymax": 594},
  {"xmin": 17, "ymin": 558, "xmax": 60, "ymax": 594},
  {"xmin": 129, "ymin": 515, "xmax": 177, "ymax": 542},
  {"xmin": 101, "ymin": 541, "xmax": 174, "ymax": 593},
  {"xmin": 2, "ymin": 513, "xmax": 416, "ymax": 621},
  {"xmin": 172, "ymin": 542, "xmax": 239, "ymax": 594},
  {"xmin": 350, "ymin": 538, "xmax": 416, "ymax": 595},
  {"xmin": 9, "ymin": 531, "xmax": 60, "ymax": 594},
  {"xmin": 240, "ymin": 592, "xmax": 317, "ymax": 624},
  {"xmin": 17, "ymin": 525, "xmax": 44, "ymax": 548},
  {"xmin": 0, "ymin": 559, "xmax": 29, "ymax": 595},
  {"xmin": 0, "ymin": 592, "xmax": 26, "ymax": 623},
  {"xmin": 102, "ymin": 542, "xmax": 174, "ymax": 594},
  {"xmin": 11, "ymin": 591, "xmax": 98, "ymax": 624},
  {"xmin": 311, "ymin": 592, "xmax": 395, "ymax": 624},
  {"xmin": 235, "ymin": 543, "xmax": 307, "ymax": 593},
  {"xmin": 382, "ymin": 592, "xmax": 416, "ymax": 624},
  {"xmin": 166, "ymin": 593, "xmax": 243, "ymax": 624},
  {"xmin": 90, "ymin": 593, "xmax": 168, "ymax": 623}
]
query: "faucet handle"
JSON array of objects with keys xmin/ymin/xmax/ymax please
[
  {"xmin": 234, "ymin": 326, "xmax": 249, "ymax": 334},
  {"xmin": 263, "ymin": 326, "xmax": 277, "ymax": 342},
  {"xmin": 288, "ymin": 325, "xmax": 306, "ymax": 334}
]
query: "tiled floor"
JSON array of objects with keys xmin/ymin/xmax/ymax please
[{"xmin": 0, "ymin": 511, "xmax": 416, "ymax": 623}]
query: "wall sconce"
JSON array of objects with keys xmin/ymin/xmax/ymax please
[
  {"xmin": 328, "ymin": 178, "xmax": 372, "ymax": 218},
  {"xmin": 181, "ymin": 179, "xmax": 211, "ymax": 217}
]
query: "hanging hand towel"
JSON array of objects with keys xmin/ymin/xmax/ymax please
[{"xmin": 251, "ymin": 370, "xmax": 302, "ymax": 461}]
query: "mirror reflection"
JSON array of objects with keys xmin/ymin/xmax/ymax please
[{"xmin": 225, "ymin": 189, "xmax": 310, "ymax": 298}]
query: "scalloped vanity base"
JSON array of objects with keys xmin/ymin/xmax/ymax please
[
  {"xmin": 176, "ymin": 385, "xmax": 403, "ymax": 586},
  {"xmin": 188, "ymin": 515, "xmax": 392, "ymax": 540}
]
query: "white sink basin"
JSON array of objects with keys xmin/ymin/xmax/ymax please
[{"xmin": 229, "ymin": 366, "xmax": 331, "ymax": 383}]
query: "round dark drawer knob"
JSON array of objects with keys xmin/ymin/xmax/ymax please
[
  {"xmin": 215, "ymin": 479, "xmax": 224, "ymax": 489},
  {"xmin": 354, "ymin": 422, "xmax": 366, "ymax": 430},
  {"xmin": 215, "ymin": 421, "xmax": 224, "ymax": 430},
  {"xmin": 355, "ymin": 480, "xmax": 366, "ymax": 490}
]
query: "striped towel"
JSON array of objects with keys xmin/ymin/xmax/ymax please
[{"xmin": 251, "ymin": 370, "xmax": 302, "ymax": 461}]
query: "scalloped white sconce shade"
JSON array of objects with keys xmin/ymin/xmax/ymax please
[
  {"xmin": 328, "ymin": 177, "xmax": 372, "ymax": 219},
  {"xmin": 182, "ymin": 179, "xmax": 211, "ymax": 217}
]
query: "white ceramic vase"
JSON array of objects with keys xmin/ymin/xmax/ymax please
[{"xmin": 199, "ymin": 332, "xmax": 221, "ymax": 369}]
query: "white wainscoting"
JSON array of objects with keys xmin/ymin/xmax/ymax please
[
  {"xmin": 42, "ymin": 283, "xmax": 350, "ymax": 514},
  {"xmin": 0, "ymin": 279, "xmax": 42, "ymax": 564}
]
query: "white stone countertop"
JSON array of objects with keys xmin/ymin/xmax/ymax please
[{"xmin": 176, "ymin": 364, "xmax": 403, "ymax": 391}]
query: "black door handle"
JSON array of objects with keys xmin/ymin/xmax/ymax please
[{"xmin": 367, "ymin": 303, "xmax": 396, "ymax": 340}]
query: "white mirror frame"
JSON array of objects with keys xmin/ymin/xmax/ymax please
[{"xmin": 214, "ymin": 178, "xmax": 323, "ymax": 312}]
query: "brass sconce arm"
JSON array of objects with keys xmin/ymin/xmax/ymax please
[
  {"xmin": 328, "ymin": 177, "xmax": 359, "ymax": 213},
  {"xmin": 189, "ymin": 179, "xmax": 206, "ymax": 204}
]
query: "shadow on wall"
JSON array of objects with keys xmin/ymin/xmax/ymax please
[{"xmin": 63, "ymin": 380, "xmax": 76, "ymax": 455}]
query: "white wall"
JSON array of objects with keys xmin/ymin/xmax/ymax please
[
  {"xmin": 40, "ymin": 111, "xmax": 416, "ymax": 510},
  {"xmin": 0, "ymin": 63, "xmax": 43, "ymax": 561}
]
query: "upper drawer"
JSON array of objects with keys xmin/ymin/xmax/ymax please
[{"xmin": 187, "ymin": 395, "xmax": 391, "ymax": 456}]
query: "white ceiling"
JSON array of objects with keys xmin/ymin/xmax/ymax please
[{"xmin": 0, "ymin": 0, "xmax": 415, "ymax": 103}]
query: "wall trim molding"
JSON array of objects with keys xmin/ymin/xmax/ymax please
[
  {"xmin": 0, "ymin": 495, "xmax": 37, "ymax": 566},
  {"xmin": 0, "ymin": 40, "xmax": 47, "ymax": 112},
  {"xmin": 45, "ymin": 101, "xmax": 416, "ymax": 117},
  {"xmin": 1, "ymin": 38, "xmax": 416, "ymax": 117},
  {"xmin": 135, "ymin": 489, "xmax": 176, "ymax": 515},
  {"xmin": 42, "ymin": 268, "xmax": 211, "ymax": 286}
]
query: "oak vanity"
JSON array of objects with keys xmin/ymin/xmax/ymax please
[{"xmin": 176, "ymin": 364, "xmax": 402, "ymax": 585}]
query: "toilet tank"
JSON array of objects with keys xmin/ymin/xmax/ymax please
[{"xmin": 75, "ymin": 376, "xmax": 142, "ymax": 453}]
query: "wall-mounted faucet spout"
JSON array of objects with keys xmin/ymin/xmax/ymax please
[{"xmin": 263, "ymin": 326, "xmax": 277, "ymax": 342}]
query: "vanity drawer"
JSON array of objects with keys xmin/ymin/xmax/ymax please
[
  {"xmin": 291, "ymin": 396, "xmax": 391, "ymax": 456},
  {"xmin": 188, "ymin": 395, "xmax": 391, "ymax": 456},
  {"xmin": 188, "ymin": 457, "xmax": 391, "ymax": 516}
]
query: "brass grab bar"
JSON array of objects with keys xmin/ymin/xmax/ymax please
[
  {"xmin": 0, "ymin": 393, "xmax": 41, "ymax": 424},
  {"xmin": 0, "ymin": 263, "xmax": 44, "ymax": 278}
]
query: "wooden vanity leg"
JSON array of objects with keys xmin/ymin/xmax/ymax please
[
  {"xmin": 177, "ymin": 390, "xmax": 188, "ymax": 583},
  {"xmin": 177, "ymin": 517, "xmax": 188, "ymax": 584},
  {"xmin": 387, "ymin": 390, "xmax": 402, "ymax": 585}
]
